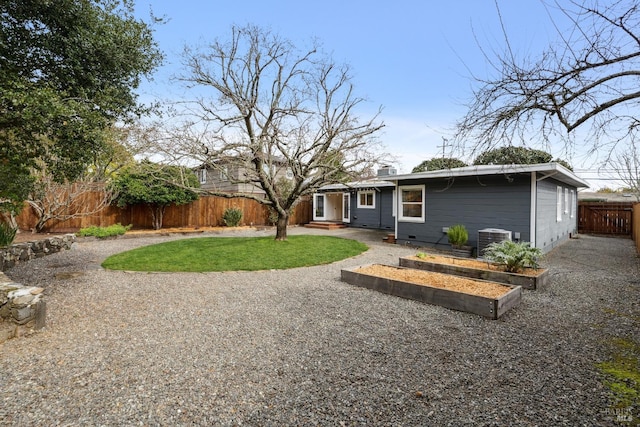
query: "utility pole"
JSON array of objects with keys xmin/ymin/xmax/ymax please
[{"xmin": 436, "ymin": 137, "xmax": 451, "ymax": 159}]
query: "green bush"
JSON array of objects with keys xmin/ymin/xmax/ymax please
[
  {"xmin": 223, "ymin": 207, "xmax": 243, "ymax": 227},
  {"xmin": 0, "ymin": 222, "xmax": 17, "ymax": 247},
  {"xmin": 482, "ymin": 240, "xmax": 542, "ymax": 273},
  {"xmin": 447, "ymin": 224, "xmax": 468, "ymax": 246},
  {"xmin": 77, "ymin": 223, "xmax": 132, "ymax": 238}
]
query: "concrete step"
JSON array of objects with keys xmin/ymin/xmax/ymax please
[{"xmin": 304, "ymin": 221, "xmax": 347, "ymax": 230}]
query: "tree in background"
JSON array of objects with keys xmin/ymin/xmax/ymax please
[
  {"xmin": 608, "ymin": 139, "xmax": 640, "ymax": 200},
  {"xmin": 152, "ymin": 25, "xmax": 385, "ymax": 240},
  {"xmin": 412, "ymin": 158, "xmax": 468, "ymax": 173},
  {"xmin": 109, "ymin": 161, "xmax": 200, "ymax": 230},
  {"xmin": 472, "ymin": 146, "xmax": 573, "ymax": 170},
  {"xmin": 24, "ymin": 129, "xmax": 137, "ymax": 233},
  {"xmin": 0, "ymin": 0, "xmax": 162, "ymax": 214},
  {"xmin": 26, "ymin": 165, "xmax": 114, "ymax": 233},
  {"xmin": 454, "ymin": 1, "xmax": 640, "ymax": 160}
]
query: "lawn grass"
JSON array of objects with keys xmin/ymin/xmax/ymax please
[{"xmin": 101, "ymin": 235, "xmax": 368, "ymax": 272}]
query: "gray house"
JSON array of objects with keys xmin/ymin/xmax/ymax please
[
  {"xmin": 312, "ymin": 166, "xmax": 397, "ymax": 230},
  {"xmin": 313, "ymin": 180, "xmax": 396, "ymax": 231},
  {"xmin": 315, "ymin": 163, "xmax": 588, "ymax": 254},
  {"xmin": 389, "ymin": 163, "xmax": 588, "ymax": 253}
]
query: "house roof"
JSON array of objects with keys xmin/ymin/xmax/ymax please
[
  {"xmin": 578, "ymin": 191, "xmax": 639, "ymax": 202},
  {"xmin": 388, "ymin": 162, "xmax": 589, "ymax": 189},
  {"xmin": 319, "ymin": 178, "xmax": 395, "ymax": 191}
]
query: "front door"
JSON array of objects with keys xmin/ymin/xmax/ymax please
[{"xmin": 342, "ymin": 193, "xmax": 350, "ymax": 223}]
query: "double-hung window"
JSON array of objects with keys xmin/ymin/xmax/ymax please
[{"xmin": 398, "ymin": 185, "xmax": 425, "ymax": 222}]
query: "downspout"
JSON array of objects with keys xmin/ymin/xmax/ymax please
[
  {"xmin": 530, "ymin": 172, "xmax": 537, "ymax": 248},
  {"xmin": 394, "ymin": 183, "xmax": 398, "ymax": 240}
]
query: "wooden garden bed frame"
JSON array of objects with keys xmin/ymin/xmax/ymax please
[{"xmin": 341, "ymin": 264, "xmax": 522, "ymax": 319}]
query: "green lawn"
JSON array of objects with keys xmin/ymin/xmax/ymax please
[{"xmin": 101, "ymin": 235, "xmax": 368, "ymax": 272}]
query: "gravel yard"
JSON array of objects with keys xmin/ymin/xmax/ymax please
[{"xmin": 1, "ymin": 228, "xmax": 638, "ymax": 426}]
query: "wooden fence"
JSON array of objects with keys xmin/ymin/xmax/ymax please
[
  {"xmin": 577, "ymin": 202, "xmax": 634, "ymax": 236},
  {"xmin": 16, "ymin": 193, "xmax": 312, "ymax": 232}
]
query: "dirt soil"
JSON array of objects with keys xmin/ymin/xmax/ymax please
[
  {"xmin": 409, "ymin": 254, "xmax": 544, "ymax": 277},
  {"xmin": 356, "ymin": 264, "xmax": 513, "ymax": 299}
]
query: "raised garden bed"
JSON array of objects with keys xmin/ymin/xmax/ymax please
[
  {"xmin": 399, "ymin": 255, "xmax": 549, "ymax": 290},
  {"xmin": 341, "ymin": 264, "xmax": 522, "ymax": 319}
]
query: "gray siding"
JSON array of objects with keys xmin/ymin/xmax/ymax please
[
  {"xmin": 349, "ymin": 188, "xmax": 394, "ymax": 230},
  {"xmin": 396, "ymin": 175, "xmax": 532, "ymax": 252},
  {"xmin": 535, "ymin": 177, "xmax": 577, "ymax": 252},
  {"xmin": 380, "ymin": 190, "xmax": 395, "ymax": 230}
]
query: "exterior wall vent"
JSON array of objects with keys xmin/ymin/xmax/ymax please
[{"xmin": 478, "ymin": 228, "xmax": 512, "ymax": 257}]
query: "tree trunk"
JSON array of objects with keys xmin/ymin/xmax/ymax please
[
  {"xmin": 150, "ymin": 205, "xmax": 166, "ymax": 230},
  {"xmin": 275, "ymin": 211, "xmax": 289, "ymax": 241}
]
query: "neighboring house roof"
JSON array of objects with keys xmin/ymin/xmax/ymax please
[
  {"xmin": 578, "ymin": 191, "xmax": 639, "ymax": 202},
  {"xmin": 388, "ymin": 162, "xmax": 589, "ymax": 189}
]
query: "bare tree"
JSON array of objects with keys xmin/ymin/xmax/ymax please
[
  {"xmin": 27, "ymin": 169, "xmax": 114, "ymax": 233},
  {"xmin": 606, "ymin": 139, "xmax": 640, "ymax": 200},
  {"xmin": 155, "ymin": 25, "xmax": 385, "ymax": 240},
  {"xmin": 454, "ymin": 1, "xmax": 640, "ymax": 159},
  {"xmin": 25, "ymin": 128, "xmax": 135, "ymax": 233}
]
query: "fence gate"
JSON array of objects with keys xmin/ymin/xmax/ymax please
[{"xmin": 578, "ymin": 202, "xmax": 633, "ymax": 236}]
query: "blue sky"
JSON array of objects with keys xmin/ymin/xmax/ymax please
[{"xmin": 133, "ymin": 1, "xmax": 608, "ymax": 186}]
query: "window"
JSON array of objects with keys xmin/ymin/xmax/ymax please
[
  {"xmin": 219, "ymin": 166, "xmax": 229, "ymax": 180},
  {"xmin": 570, "ymin": 189, "xmax": 576, "ymax": 218},
  {"xmin": 198, "ymin": 168, "xmax": 207, "ymax": 185},
  {"xmin": 556, "ymin": 186, "xmax": 563, "ymax": 222},
  {"xmin": 357, "ymin": 191, "xmax": 375, "ymax": 209},
  {"xmin": 399, "ymin": 185, "xmax": 425, "ymax": 222},
  {"xmin": 564, "ymin": 188, "xmax": 569, "ymax": 214}
]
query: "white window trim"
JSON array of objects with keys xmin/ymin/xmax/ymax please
[
  {"xmin": 570, "ymin": 189, "xmax": 576, "ymax": 218},
  {"xmin": 357, "ymin": 190, "xmax": 375, "ymax": 209},
  {"xmin": 564, "ymin": 188, "xmax": 569, "ymax": 214},
  {"xmin": 199, "ymin": 168, "xmax": 207, "ymax": 185},
  {"xmin": 219, "ymin": 166, "xmax": 229, "ymax": 180},
  {"xmin": 398, "ymin": 185, "xmax": 425, "ymax": 223},
  {"xmin": 556, "ymin": 186, "xmax": 562, "ymax": 222}
]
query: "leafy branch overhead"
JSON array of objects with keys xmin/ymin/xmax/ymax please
[{"xmin": 0, "ymin": 0, "xmax": 162, "ymax": 211}]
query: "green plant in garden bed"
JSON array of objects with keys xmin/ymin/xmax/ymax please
[
  {"xmin": 447, "ymin": 224, "xmax": 468, "ymax": 247},
  {"xmin": 102, "ymin": 235, "xmax": 368, "ymax": 272},
  {"xmin": 77, "ymin": 223, "xmax": 132, "ymax": 238},
  {"xmin": 0, "ymin": 222, "xmax": 17, "ymax": 247},
  {"xmin": 222, "ymin": 207, "xmax": 243, "ymax": 227},
  {"xmin": 482, "ymin": 240, "xmax": 541, "ymax": 273}
]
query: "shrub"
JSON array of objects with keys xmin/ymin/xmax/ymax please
[
  {"xmin": 0, "ymin": 222, "xmax": 17, "ymax": 247},
  {"xmin": 223, "ymin": 207, "xmax": 243, "ymax": 227},
  {"xmin": 483, "ymin": 240, "xmax": 542, "ymax": 273},
  {"xmin": 447, "ymin": 224, "xmax": 468, "ymax": 246},
  {"xmin": 77, "ymin": 223, "xmax": 132, "ymax": 238}
]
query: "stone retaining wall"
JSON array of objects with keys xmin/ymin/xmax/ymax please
[
  {"xmin": 0, "ymin": 234, "xmax": 75, "ymax": 342},
  {"xmin": 1, "ymin": 234, "xmax": 76, "ymax": 271},
  {"xmin": 0, "ymin": 273, "xmax": 46, "ymax": 342}
]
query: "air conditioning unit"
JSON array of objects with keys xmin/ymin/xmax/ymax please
[{"xmin": 478, "ymin": 228, "xmax": 512, "ymax": 257}]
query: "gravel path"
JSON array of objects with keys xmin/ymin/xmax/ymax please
[{"xmin": 1, "ymin": 228, "xmax": 638, "ymax": 426}]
